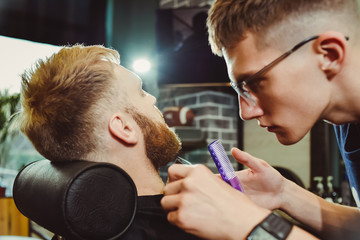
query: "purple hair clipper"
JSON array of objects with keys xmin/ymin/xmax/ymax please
[{"xmin": 208, "ymin": 139, "xmax": 244, "ymax": 192}]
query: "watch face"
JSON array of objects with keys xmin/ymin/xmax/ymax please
[{"xmin": 247, "ymin": 226, "xmax": 278, "ymax": 240}]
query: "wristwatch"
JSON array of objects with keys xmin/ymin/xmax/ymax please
[{"xmin": 247, "ymin": 212, "xmax": 293, "ymax": 240}]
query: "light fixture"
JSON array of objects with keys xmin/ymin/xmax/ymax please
[{"xmin": 132, "ymin": 58, "xmax": 151, "ymax": 73}]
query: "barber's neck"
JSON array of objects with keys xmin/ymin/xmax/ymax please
[{"xmin": 323, "ymin": 42, "xmax": 360, "ymax": 124}]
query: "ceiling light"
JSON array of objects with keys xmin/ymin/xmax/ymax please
[{"xmin": 132, "ymin": 58, "xmax": 151, "ymax": 73}]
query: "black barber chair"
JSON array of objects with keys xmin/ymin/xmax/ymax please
[{"xmin": 13, "ymin": 160, "xmax": 137, "ymax": 240}]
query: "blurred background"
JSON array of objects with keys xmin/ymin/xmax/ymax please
[{"xmin": 0, "ymin": 0, "xmax": 352, "ymax": 238}]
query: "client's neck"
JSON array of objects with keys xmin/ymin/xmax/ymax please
[
  {"xmin": 129, "ymin": 165, "xmax": 165, "ymax": 196},
  {"xmin": 107, "ymin": 155, "xmax": 165, "ymax": 196}
]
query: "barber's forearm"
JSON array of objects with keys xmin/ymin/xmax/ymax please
[
  {"xmin": 280, "ymin": 180, "xmax": 323, "ymax": 231},
  {"xmin": 319, "ymin": 199, "xmax": 360, "ymax": 239},
  {"xmin": 286, "ymin": 226, "xmax": 320, "ymax": 240},
  {"xmin": 280, "ymin": 179, "xmax": 360, "ymax": 239}
]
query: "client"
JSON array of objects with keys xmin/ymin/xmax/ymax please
[{"xmin": 17, "ymin": 44, "xmax": 201, "ymax": 240}]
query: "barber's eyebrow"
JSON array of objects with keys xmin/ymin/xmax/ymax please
[
  {"xmin": 234, "ymin": 72, "xmax": 256, "ymax": 84},
  {"xmin": 234, "ymin": 69, "xmax": 270, "ymax": 84}
]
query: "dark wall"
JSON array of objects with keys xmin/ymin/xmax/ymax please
[
  {"xmin": 0, "ymin": 0, "xmax": 106, "ymax": 46},
  {"xmin": 107, "ymin": 0, "xmax": 158, "ymax": 69},
  {"xmin": 156, "ymin": 8, "xmax": 229, "ymax": 85}
]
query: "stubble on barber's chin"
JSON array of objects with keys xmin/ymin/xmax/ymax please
[{"xmin": 131, "ymin": 111, "xmax": 182, "ymax": 170}]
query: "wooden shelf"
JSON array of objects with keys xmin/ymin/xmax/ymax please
[{"xmin": 0, "ymin": 198, "xmax": 29, "ymax": 236}]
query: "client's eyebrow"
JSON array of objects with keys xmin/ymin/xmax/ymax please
[
  {"xmin": 137, "ymin": 79, "xmax": 145, "ymax": 95},
  {"xmin": 134, "ymin": 77, "xmax": 142, "ymax": 89}
]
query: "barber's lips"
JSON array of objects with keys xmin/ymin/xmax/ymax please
[
  {"xmin": 266, "ymin": 126, "xmax": 278, "ymax": 132},
  {"xmin": 259, "ymin": 123, "xmax": 278, "ymax": 132}
]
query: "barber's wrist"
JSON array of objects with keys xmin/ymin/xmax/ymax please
[
  {"xmin": 240, "ymin": 208, "xmax": 272, "ymax": 240},
  {"xmin": 278, "ymin": 178, "xmax": 296, "ymax": 212}
]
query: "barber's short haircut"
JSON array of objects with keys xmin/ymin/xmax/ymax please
[
  {"xmin": 19, "ymin": 44, "xmax": 121, "ymax": 162},
  {"xmin": 207, "ymin": 0, "xmax": 360, "ymax": 56}
]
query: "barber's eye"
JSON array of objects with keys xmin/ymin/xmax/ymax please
[{"xmin": 246, "ymin": 77, "xmax": 266, "ymax": 93}]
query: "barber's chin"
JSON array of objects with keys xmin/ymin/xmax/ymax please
[{"xmin": 275, "ymin": 132, "xmax": 303, "ymax": 146}]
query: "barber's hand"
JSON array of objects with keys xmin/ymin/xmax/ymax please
[
  {"xmin": 232, "ymin": 147, "xmax": 287, "ymax": 210},
  {"xmin": 161, "ymin": 164, "xmax": 270, "ymax": 240}
]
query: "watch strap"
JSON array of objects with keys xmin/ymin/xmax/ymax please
[{"xmin": 247, "ymin": 212, "xmax": 293, "ymax": 240}]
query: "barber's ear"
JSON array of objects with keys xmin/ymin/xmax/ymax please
[
  {"xmin": 109, "ymin": 114, "xmax": 138, "ymax": 144},
  {"xmin": 315, "ymin": 31, "xmax": 347, "ymax": 79}
]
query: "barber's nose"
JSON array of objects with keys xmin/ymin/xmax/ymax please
[{"xmin": 238, "ymin": 95, "xmax": 263, "ymax": 121}]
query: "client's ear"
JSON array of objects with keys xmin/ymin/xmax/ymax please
[
  {"xmin": 315, "ymin": 31, "xmax": 347, "ymax": 79},
  {"xmin": 109, "ymin": 114, "xmax": 138, "ymax": 144}
]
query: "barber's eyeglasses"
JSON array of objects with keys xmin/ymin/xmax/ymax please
[{"xmin": 230, "ymin": 35, "xmax": 349, "ymax": 106}]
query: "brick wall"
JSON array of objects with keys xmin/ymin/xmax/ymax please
[
  {"xmin": 158, "ymin": 87, "xmax": 240, "ymax": 172},
  {"xmin": 159, "ymin": 0, "xmax": 214, "ymax": 8}
]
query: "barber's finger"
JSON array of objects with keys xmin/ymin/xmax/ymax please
[
  {"xmin": 167, "ymin": 164, "xmax": 195, "ymax": 182},
  {"xmin": 163, "ymin": 178, "xmax": 184, "ymax": 195},
  {"xmin": 166, "ymin": 209, "xmax": 193, "ymax": 231},
  {"xmin": 161, "ymin": 194, "xmax": 180, "ymax": 211},
  {"xmin": 231, "ymin": 147, "xmax": 265, "ymax": 172},
  {"xmin": 166, "ymin": 209, "xmax": 182, "ymax": 227}
]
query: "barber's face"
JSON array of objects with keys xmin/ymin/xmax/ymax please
[{"xmin": 223, "ymin": 33, "xmax": 329, "ymax": 145}]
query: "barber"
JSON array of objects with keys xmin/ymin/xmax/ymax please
[{"xmin": 161, "ymin": 0, "xmax": 360, "ymax": 239}]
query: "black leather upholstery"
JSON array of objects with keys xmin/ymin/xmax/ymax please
[{"xmin": 13, "ymin": 159, "xmax": 137, "ymax": 240}]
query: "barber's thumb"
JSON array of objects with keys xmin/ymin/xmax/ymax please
[{"xmin": 231, "ymin": 147, "xmax": 262, "ymax": 172}]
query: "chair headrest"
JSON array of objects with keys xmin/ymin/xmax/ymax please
[{"xmin": 13, "ymin": 159, "xmax": 137, "ymax": 240}]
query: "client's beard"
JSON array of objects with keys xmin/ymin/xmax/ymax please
[{"xmin": 129, "ymin": 110, "xmax": 182, "ymax": 170}]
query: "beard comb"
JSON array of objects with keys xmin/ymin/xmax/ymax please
[{"xmin": 208, "ymin": 139, "xmax": 244, "ymax": 192}]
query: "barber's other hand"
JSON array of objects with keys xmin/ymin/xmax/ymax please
[
  {"xmin": 232, "ymin": 147, "xmax": 287, "ymax": 210},
  {"xmin": 161, "ymin": 164, "xmax": 270, "ymax": 240}
]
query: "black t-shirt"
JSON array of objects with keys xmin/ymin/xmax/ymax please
[
  {"xmin": 52, "ymin": 194, "xmax": 202, "ymax": 240},
  {"xmin": 119, "ymin": 194, "xmax": 202, "ymax": 240}
]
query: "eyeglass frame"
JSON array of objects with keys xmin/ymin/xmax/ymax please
[{"xmin": 230, "ymin": 35, "xmax": 350, "ymax": 105}]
